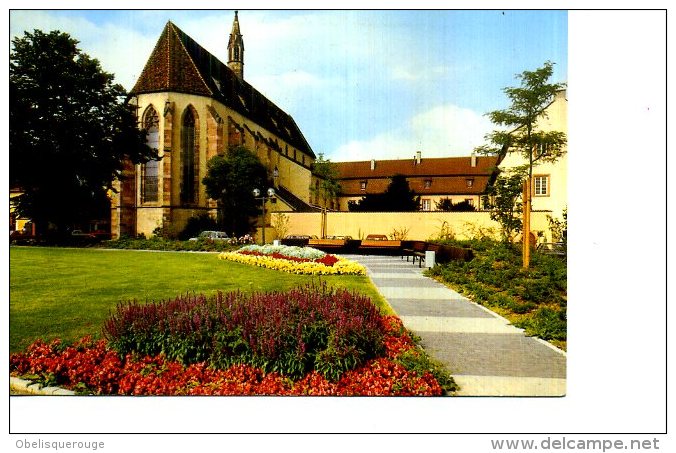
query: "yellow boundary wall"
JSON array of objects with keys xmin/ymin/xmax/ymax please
[{"xmin": 283, "ymin": 211, "xmax": 554, "ymax": 242}]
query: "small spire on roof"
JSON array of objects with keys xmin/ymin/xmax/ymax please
[{"xmin": 228, "ymin": 11, "xmax": 244, "ymax": 79}]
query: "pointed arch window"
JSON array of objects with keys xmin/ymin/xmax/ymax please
[
  {"xmin": 181, "ymin": 108, "xmax": 199, "ymax": 204},
  {"xmin": 142, "ymin": 106, "xmax": 159, "ymax": 203}
]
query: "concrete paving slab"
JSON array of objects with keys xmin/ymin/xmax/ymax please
[
  {"xmin": 399, "ymin": 315, "xmax": 525, "ymax": 334},
  {"xmin": 378, "ymin": 286, "xmax": 462, "ymax": 300},
  {"xmin": 370, "ymin": 277, "xmax": 442, "ymax": 288},
  {"xmin": 384, "ymin": 298, "xmax": 495, "ymax": 318},
  {"xmin": 453, "ymin": 375, "xmax": 566, "ymax": 397},
  {"xmin": 418, "ymin": 332, "xmax": 566, "ymax": 378}
]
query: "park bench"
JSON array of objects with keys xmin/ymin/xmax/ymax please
[
  {"xmin": 359, "ymin": 234, "xmax": 402, "ymax": 254},
  {"xmin": 308, "ymin": 237, "xmax": 350, "ymax": 251},
  {"xmin": 401, "ymin": 241, "xmax": 426, "ymax": 263}
]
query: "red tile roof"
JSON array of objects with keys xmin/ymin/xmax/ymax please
[
  {"xmin": 334, "ymin": 156, "xmax": 499, "ymax": 195},
  {"xmin": 335, "ymin": 156, "xmax": 499, "ymax": 179},
  {"xmin": 131, "ymin": 21, "xmax": 315, "ymax": 158}
]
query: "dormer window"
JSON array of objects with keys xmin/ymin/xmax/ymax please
[
  {"xmin": 360, "ymin": 180, "xmax": 367, "ymax": 191},
  {"xmin": 466, "ymin": 178, "xmax": 474, "ymax": 188},
  {"xmin": 424, "ymin": 179, "xmax": 432, "ymax": 189}
]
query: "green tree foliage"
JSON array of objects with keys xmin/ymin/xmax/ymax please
[
  {"xmin": 10, "ymin": 30, "xmax": 154, "ymax": 235},
  {"xmin": 348, "ymin": 174, "xmax": 420, "ymax": 212},
  {"xmin": 310, "ymin": 153, "xmax": 342, "ymax": 209},
  {"xmin": 475, "ymin": 61, "xmax": 567, "ymax": 180},
  {"xmin": 435, "ymin": 198, "xmax": 476, "ymax": 212},
  {"xmin": 482, "ymin": 172, "xmax": 523, "ymax": 242},
  {"xmin": 202, "ymin": 146, "xmax": 269, "ymax": 236}
]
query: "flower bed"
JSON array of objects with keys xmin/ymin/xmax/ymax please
[
  {"xmin": 219, "ymin": 245, "xmax": 365, "ymax": 275},
  {"xmin": 10, "ymin": 317, "xmax": 451, "ymax": 396},
  {"xmin": 103, "ymin": 284, "xmax": 384, "ymax": 380}
]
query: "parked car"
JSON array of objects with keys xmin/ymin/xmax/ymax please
[
  {"xmin": 189, "ymin": 231, "xmax": 230, "ymax": 241},
  {"xmin": 71, "ymin": 230, "xmax": 96, "ymax": 239}
]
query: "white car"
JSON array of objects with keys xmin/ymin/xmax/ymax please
[{"xmin": 189, "ymin": 231, "xmax": 230, "ymax": 241}]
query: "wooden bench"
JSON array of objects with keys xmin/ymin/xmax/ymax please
[
  {"xmin": 359, "ymin": 234, "xmax": 402, "ymax": 253},
  {"xmin": 308, "ymin": 238, "xmax": 349, "ymax": 250}
]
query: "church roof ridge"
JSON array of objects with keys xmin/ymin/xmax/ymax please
[{"xmin": 131, "ymin": 18, "xmax": 315, "ymax": 159}]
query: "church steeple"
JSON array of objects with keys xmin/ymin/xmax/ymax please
[{"xmin": 227, "ymin": 11, "xmax": 244, "ymax": 79}]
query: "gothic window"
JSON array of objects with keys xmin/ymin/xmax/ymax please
[
  {"xmin": 142, "ymin": 106, "xmax": 159, "ymax": 203},
  {"xmin": 181, "ymin": 107, "xmax": 198, "ymax": 204}
]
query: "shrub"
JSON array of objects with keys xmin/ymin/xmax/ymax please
[
  {"xmin": 515, "ymin": 307, "xmax": 567, "ymax": 341},
  {"xmin": 178, "ymin": 214, "xmax": 219, "ymax": 241},
  {"xmin": 103, "ymin": 283, "xmax": 385, "ymax": 380}
]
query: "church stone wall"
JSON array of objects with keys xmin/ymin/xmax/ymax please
[{"xmin": 120, "ymin": 92, "xmax": 314, "ymax": 238}]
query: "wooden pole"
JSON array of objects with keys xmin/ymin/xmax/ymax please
[{"xmin": 522, "ymin": 178, "xmax": 531, "ymax": 268}]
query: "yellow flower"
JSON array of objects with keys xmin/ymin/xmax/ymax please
[{"xmin": 218, "ymin": 252, "xmax": 366, "ymax": 276}]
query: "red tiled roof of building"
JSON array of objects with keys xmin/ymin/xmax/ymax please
[
  {"xmin": 335, "ymin": 155, "xmax": 499, "ymax": 196},
  {"xmin": 334, "ymin": 155, "xmax": 499, "ymax": 180}
]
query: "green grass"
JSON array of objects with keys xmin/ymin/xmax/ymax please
[{"xmin": 10, "ymin": 247, "xmax": 392, "ymax": 353}]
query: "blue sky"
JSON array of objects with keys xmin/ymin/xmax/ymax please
[{"xmin": 9, "ymin": 10, "xmax": 567, "ymax": 161}]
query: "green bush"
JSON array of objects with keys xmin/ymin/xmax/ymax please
[
  {"xmin": 99, "ymin": 236, "xmax": 237, "ymax": 252},
  {"xmin": 178, "ymin": 214, "xmax": 219, "ymax": 241},
  {"xmin": 515, "ymin": 307, "xmax": 567, "ymax": 341}
]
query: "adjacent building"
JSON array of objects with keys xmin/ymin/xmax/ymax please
[{"xmin": 334, "ymin": 152, "xmax": 500, "ymax": 211}]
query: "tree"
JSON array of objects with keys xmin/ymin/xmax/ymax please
[
  {"xmin": 475, "ymin": 61, "xmax": 567, "ymax": 180},
  {"xmin": 481, "ymin": 172, "xmax": 523, "ymax": 243},
  {"xmin": 348, "ymin": 174, "xmax": 420, "ymax": 212},
  {"xmin": 476, "ymin": 61, "xmax": 567, "ymax": 263},
  {"xmin": 10, "ymin": 30, "xmax": 154, "ymax": 235},
  {"xmin": 202, "ymin": 146, "xmax": 269, "ymax": 237},
  {"xmin": 435, "ymin": 197, "xmax": 476, "ymax": 212},
  {"xmin": 310, "ymin": 153, "xmax": 342, "ymax": 209}
]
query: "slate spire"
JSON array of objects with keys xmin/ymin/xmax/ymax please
[{"xmin": 227, "ymin": 11, "xmax": 244, "ymax": 79}]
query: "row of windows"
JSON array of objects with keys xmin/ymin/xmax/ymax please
[{"xmin": 360, "ymin": 178, "xmax": 475, "ymax": 191}]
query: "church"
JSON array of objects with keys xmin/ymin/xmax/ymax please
[{"xmin": 111, "ymin": 12, "xmax": 318, "ymax": 239}]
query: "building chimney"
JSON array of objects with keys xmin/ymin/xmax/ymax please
[
  {"xmin": 370, "ymin": 159, "xmax": 376, "ymax": 171},
  {"xmin": 415, "ymin": 151, "xmax": 421, "ymax": 165},
  {"xmin": 470, "ymin": 153, "xmax": 477, "ymax": 168}
]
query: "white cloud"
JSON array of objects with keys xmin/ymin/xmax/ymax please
[{"xmin": 331, "ymin": 103, "xmax": 493, "ymax": 162}]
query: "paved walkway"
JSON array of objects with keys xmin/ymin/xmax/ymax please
[{"xmin": 346, "ymin": 254, "xmax": 566, "ymax": 396}]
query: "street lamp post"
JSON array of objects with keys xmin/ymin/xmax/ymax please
[{"xmin": 252, "ymin": 187, "xmax": 275, "ymax": 244}]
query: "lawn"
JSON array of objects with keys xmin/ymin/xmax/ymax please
[{"xmin": 9, "ymin": 247, "xmax": 392, "ymax": 353}]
